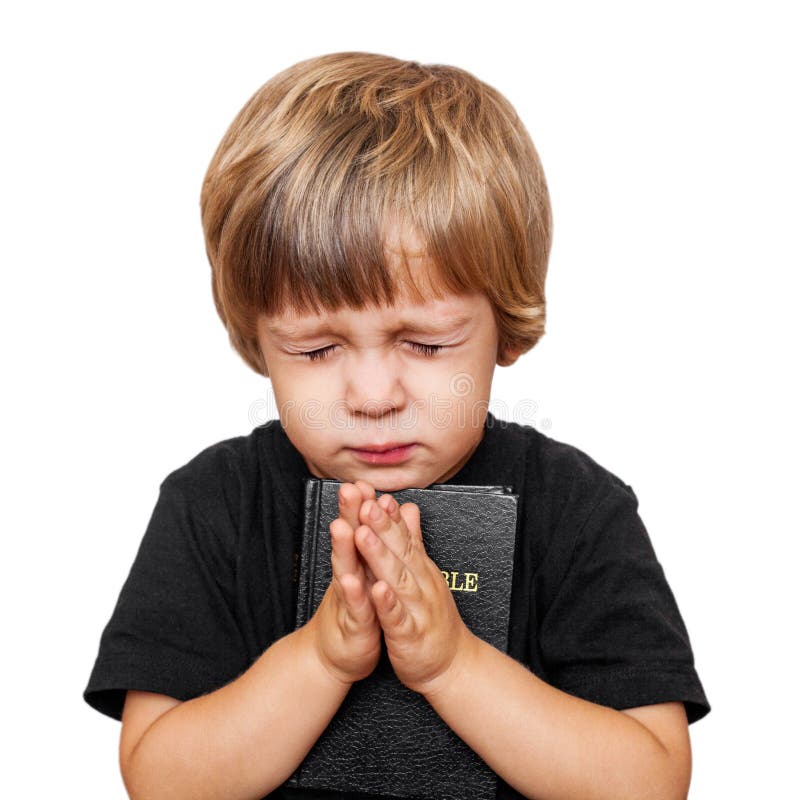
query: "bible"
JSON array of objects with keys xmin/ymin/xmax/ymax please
[{"xmin": 284, "ymin": 478, "xmax": 520, "ymax": 800}]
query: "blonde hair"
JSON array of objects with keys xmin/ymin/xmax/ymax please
[{"xmin": 200, "ymin": 51, "xmax": 552, "ymax": 376}]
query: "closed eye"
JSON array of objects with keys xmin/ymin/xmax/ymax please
[
  {"xmin": 408, "ymin": 342, "xmax": 443, "ymax": 357},
  {"xmin": 302, "ymin": 345, "xmax": 336, "ymax": 362},
  {"xmin": 299, "ymin": 342, "xmax": 444, "ymax": 361}
]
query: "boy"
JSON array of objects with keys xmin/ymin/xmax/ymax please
[{"xmin": 84, "ymin": 51, "xmax": 710, "ymax": 800}]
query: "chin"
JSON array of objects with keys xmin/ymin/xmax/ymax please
[{"xmin": 343, "ymin": 467, "xmax": 431, "ymax": 494}]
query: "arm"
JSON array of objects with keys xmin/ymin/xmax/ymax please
[
  {"xmin": 122, "ymin": 621, "xmax": 349, "ymax": 800},
  {"xmin": 355, "ymin": 495, "xmax": 692, "ymax": 800},
  {"xmin": 421, "ymin": 631, "xmax": 691, "ymax": 800},
  {"xmin": 123, "ymin": 481, "xmax": 383, "ymax": 800}
]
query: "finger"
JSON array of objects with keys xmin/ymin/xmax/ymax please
[
  {"xmin": 376, "ymin": 492, "xmax": 400, "ymax": 523},
  {"xmin": 337, "ymin": 481, "xmax": 378, "ymax": 545},
  {"xmin": 337, "ymin": 482, "xmax": 379, "ymax": 577},
  {"xmin": 354, "ymin": 523, "xmax": 421, "ymax": 601},
  {"xmin": 360, "ymin": 499, "xmax": 421, "ymax": 571},
  {"xmin": 339, "ymin": 572, "xmax": 376, "ymax": 625},
  {"xmin": 375, "ymin": 493, "xmax": 407, "ymax": 555},
  {"xmin": 398, "ymin": 502, "xmax": 424, "ymax": 548},
  {"xmin": 370, "ymin": 500, "xmax": 437, "ymax": 595},
  {"xmin": 330, "ymin": 517, "xmax": 362, "ymax": 578},
  {"xmin": 372, "ymin": 580, "xmax": 413, "ymax": 634},
  {"xmin": 375, "ymin": 496, "xmax": 420, "ymax": 545},
  {"xmin": 383, "ymin": 496, "xmax": 426, "ymax": 550},
  {"xmin": 353, "ymin": 480, "xmax": 377, "ymax": 502},
  {"xmin": 379, "ymin": 493, "xmax": 403, "ymax": 525},
  {"xmin": 337, "ymin": 482, "xmax": 364, "ymax": 533}
]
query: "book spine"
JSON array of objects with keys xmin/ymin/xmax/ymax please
[
  {"xmin": 295, "ymin": 480, "xmax": 322, "ymax": 628},
  {"xmin": 287, "ymin": 480, "xmax": 323, "ymax": 790}
]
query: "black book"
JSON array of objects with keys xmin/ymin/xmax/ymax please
[{"xmin": 284, "ymin": 478, "xmax": 520, "ymax": 800}]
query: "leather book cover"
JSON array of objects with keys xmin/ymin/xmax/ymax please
[{"xmin": 284, "ymin": 479, "xmax": 519, "ymax": 800}]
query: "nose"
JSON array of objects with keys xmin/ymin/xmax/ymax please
[{"xmin": 343, "ymin": 349, "xmax": 407, "ymax": 419}]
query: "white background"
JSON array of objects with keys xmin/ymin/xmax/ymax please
[{"xmin": 2, "ymin": 1, "xmax": 797, "ymax": 797}]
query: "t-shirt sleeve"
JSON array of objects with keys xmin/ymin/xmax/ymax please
[
  {"xmin": 537, "ymin": 479, "xmax": 711, "ymax": 724},
  {"xmin": 83, "ymin": 475, "xmax": 249, "ymax": 722}
]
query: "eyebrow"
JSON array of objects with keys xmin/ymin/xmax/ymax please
[{"xmin": 264, "ymin": 312, "xmax": 473, "ymax": 339}]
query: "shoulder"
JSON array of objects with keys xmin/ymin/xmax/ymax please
[
  {"xmin": 156, "ymin": 420, "xmax": 281, "ymax": 522},
  {"xmin": 492, "ymin": 418, "xmax": 639, "ymax": 542},
  {"xmin": 162, "ymin": 428, "xmax": 258, "ymax": 491},
  {"xmin": 497, "ymin": 418, "xmax": 634, "ymax": 498}
]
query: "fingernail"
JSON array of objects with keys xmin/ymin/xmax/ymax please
[
  {"xmin": 387, "ymin": 497, "xmax": 397, "ymax": 513},
  {"xmin": 369, "ymin": 502, "xmax": 381, "ymax": 521}
]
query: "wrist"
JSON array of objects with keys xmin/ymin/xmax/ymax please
[
  {"xmin": 418, "ymin": 627, "xmax": 481, "ymax": 702},
  {"xmin": 296, "ymin": 617, "xmax": 356, "ymax": 693}
]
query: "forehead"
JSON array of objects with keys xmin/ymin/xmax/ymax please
[{"xmin": 262, "ymin": 291, "xmax": 481, "ymax": 338}]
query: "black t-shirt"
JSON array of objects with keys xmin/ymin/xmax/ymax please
[{"xmin": 84, "ymin": 412, "xmax": 710, "ymax": 797}]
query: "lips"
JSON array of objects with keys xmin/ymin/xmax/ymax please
[
  {"xmin": 353, "ymin": 442, "xmax": 414, "ymax": 453},
  {"xmin": 349, "ymin": 442, "xmax": 418, "ymax": 465}
]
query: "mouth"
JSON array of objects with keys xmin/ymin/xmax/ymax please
[{"xmin": 348, "ymin": 443, "xmax": 418, "ymax": 465}]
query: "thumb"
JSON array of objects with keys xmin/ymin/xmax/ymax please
[{"xmin": 339, "ymin": 572, "xmax": 376, "ymax": 624}]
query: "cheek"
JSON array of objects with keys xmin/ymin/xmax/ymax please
[
  {"xmin": 437, "ymin": 354, "xmax": 493, "ymax": 398},
  {"xmin": 276, "ymin": 371, "xmax": 359, "ymax": 436},
  {"xmin": 271, "ymin": 366, "xmax": 335, "ymax": 401}
]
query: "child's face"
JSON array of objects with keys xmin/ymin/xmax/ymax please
[{"xmin": 257, "ymin": 286, "xmax": 501, "ymax": 492}]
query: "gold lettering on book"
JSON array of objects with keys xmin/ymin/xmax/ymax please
[{"xmin": 440, "ymin": 570, "xmax": 479, "ymax": 592}]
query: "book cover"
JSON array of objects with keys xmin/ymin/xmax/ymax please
[{"xmin": 285, "ymin": 479, "xmax": 519, "ymax": 800}]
